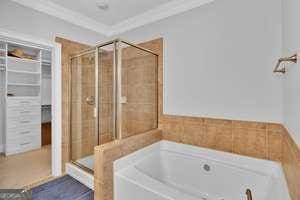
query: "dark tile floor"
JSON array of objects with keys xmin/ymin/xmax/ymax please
[{"xmin": 31, "ymin": 175, "xmax": 93, "ymax": 200}]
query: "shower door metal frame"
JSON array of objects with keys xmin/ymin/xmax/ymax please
[
  {"xmin": 69, "ymin": 39, "xmax": 159, "ymax": 174},
  {"xmin": 97, "ymin": 39, "xmax": 159, "ymax": 140},
  {"xmin": 69, "ymin": 49, "xmax": 98, "ymax": 174},
  {"xmin": 114, "ymin": 39, "xmax": 159, "ymax": 140}
]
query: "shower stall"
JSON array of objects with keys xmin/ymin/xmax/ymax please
[{"xmin": 69, "ymin": 39, "xmax": 158, "ymax": 173}]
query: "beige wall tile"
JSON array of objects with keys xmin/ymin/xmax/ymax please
[
  {"xmin": 203, "ymin": 125, "xmax": 233, "ymax": 153},
  {"xmin": 233, "ymin": 128, "xmax": 267, "ymax": 159},
  {"xmin": 267, "ymin": 130, "xmax": 283, "ymax": 161},
  {"xmin": 94, "ymin": 129, "xmax": 162, "ymax": 200}
]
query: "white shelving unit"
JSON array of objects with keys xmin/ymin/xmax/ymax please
[
  {"xmin": 3, "ymin": 43, "xmax": 42, "ymax": 155},
  {"xmin": 0, "ymin": 41, "xmax": 7, "ymax": 153},
  {"xmin": 41, "ymin": 50, "xmax": 52, "ymax": 123}
]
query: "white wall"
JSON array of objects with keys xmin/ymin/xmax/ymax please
[
  {"xmin": 117, "ymin": 0, "xmax": 283, "ymax": 123},
  {"xmin": 282, "ymin": 0, "xmax": 300, "ymax": 146},
  {"xmin": 0, "ymin": 0, "xmax": 107, "ymax": 45},
  {"xmin": 0, "ymin": 0, "xmax": 106, "ymax": 151}
]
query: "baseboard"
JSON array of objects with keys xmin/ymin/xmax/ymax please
[{"xmin": 66, "ymin": 163, "xmax": 94, "ymax": 190}]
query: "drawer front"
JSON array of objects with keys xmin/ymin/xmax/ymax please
[
  {"xmin": 7, "ymin": 97, "xmax": 40, "ymax": 108},
  {"xmin": 7, "ymin": 114, "xmax": 41, "ymax": 129},
  {"xmin": 6, "ymin": 125, "xmax": 41, "ymax": 140},
  {"xmin": 5, "ymin": 135, "xmax": 41, "ymax": 156},
  {"xmin": 7, "ymin": 106, "xmax": 40, "ymax": 118}
]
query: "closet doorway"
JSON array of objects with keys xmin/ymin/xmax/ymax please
[{"xmin": 0, "ymin": 30, "xmax": 62, "ymax": 188}]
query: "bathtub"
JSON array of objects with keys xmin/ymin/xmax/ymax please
[{"xmin": 114, "ymin": 140, "xmax": 290, "ymax": 200}]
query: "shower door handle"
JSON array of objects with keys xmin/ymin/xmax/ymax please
[{"xmin": 86, "ymin": 96, "xmax": 95, "ymax": 105}]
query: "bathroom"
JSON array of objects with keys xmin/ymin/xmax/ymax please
[{"xmin": 0, "ymin": 0, "xmax": 299, "ymax": 199}]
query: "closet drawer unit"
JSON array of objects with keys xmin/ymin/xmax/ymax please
[
  {"xmin": 5, "ymin": 135, "xmax": 41, "ymax": 156},
  {"xmin": 7, "ymin": 114, "xmax": 41, "ymax": 129},
  {"xmin": 7, "ymin": 106, "xmax": 40, "ymax": 118},
  {"xmin": 7, "ymin": 97, "xmax": 40, "ymax": 108},
  {"xmin": 6, "ymin": 125, "xmax": 41, "ymax": 140}
]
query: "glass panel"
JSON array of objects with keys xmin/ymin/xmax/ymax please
[
  {"xmin": 120, "ymin": 42, "xmax": 158, "ymax": 138},
  {"xmin": 98, "ymin": 44, "xmax": 115, "ymax": 144},
  {"xmin": 70, "ymin": 51, "xmax": 96, "ymax": 172}
]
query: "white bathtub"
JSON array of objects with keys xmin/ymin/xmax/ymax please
[{"xmin": 114, "ymin": 140, "xmax": 290, "ymax": 200}]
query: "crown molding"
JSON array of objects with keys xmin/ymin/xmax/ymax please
[
  {"xmin": 9, "ymin": 0, "xmax": 215, "ymax": 37},
  {"xmin": 109, "ymin": 0, "xmax": 214, "ymax": 36},
  {"xmin": 10, "ymin": 0, "xmax": 110, "ymax": 35}
]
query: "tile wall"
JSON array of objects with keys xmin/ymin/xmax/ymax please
[{"xmin": 94, "ymin": 129, "xmax": 162, "ymax": 200}]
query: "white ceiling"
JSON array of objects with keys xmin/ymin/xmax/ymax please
[
  {"xmin": 49, "ymin": 0, "xmax": 173, "ymax": 26},
  {"xmin": 10, "ymin": 0, "xmax": 215, "ymax": 36}
]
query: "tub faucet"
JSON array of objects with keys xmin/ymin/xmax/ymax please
[{"xmin": 246, "ymin": 189, "xmax": 252, "ymax": 200}]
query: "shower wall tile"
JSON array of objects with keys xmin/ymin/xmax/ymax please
[
  {"xmin": 94, "ymin": 129, "xmax": 162, "ymax": 200},
  {"xmin": 55, "ymin": 37, "xmax": 91, "ymax": 171},
  {"xmin": 121, "ymin": 46, "xmax": 158, "ymax": 138},
  {"xmin": 98, "ymin": 52, "xmax": 114, "ymax": 144}
]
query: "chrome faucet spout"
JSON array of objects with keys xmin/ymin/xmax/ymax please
[{"xmin": 246, "ymin": 189, "xmax": 252, "ymax": 200}]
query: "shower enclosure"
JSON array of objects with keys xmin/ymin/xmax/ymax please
[{"xmin": 70, "ymin": 39, "xmax": 158, "ymax": 173}]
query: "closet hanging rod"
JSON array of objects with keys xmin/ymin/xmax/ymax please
[{"xmin": 274, "ymin": 53, "xmax": 298, "ymax": 74}]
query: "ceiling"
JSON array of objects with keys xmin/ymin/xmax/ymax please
[
  {"xmin": 10, "ymin": 0, "xmax": 215, "ymax": 36},
  {"xmin": 49, "ymin": 0, "xmax": 173, "ymax": 26}
]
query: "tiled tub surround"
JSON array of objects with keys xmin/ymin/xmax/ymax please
[
  {"xmin": 114, "ymin": 141, "xmax": 290, "ymax": 200},
  {"xmin": 159, "ymin": 115, "xmax": 284, "ymax": 161},
  {"xmin": 94, "ymin": 129, "xmax": 162, "ymax": 200},
  {"xmin": 159, "ymin": 115, "xmax": 300, "ymax": 200},
  {"xmin": 282, "ymin": 129, "xmax": 300, "ymax": 200}
]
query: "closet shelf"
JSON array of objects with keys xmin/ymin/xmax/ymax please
[
  {"xmin": 7, "ymin": 56, "xmax": 40, "ymax": 63},
  {"xmin": 7, "ymin": 70, "xmax": 40, "ymax": 75},
  {"xmin": 42, "ymin": 59, "xmax": 51, "ymax": 64},
  {"xmin": 8, "ymin": 83, "xmax": 40, "ymax": 87}
]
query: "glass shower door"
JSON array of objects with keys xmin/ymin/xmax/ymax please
[
  {"xmin": 98, "ymin": 43, "xmax": 116, "ymax": 144},
  {"xmin": 70, "ymin": 51, "xmax": 97, "ymax": 172}
]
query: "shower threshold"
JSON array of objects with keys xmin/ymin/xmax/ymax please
[
  {"xmin": 66, "ymin": 155, "xmax": 95, "ymax": 190},
  {"xmin": 76, "ymin": 155, "xmax": 94, "ymax": 171}
]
